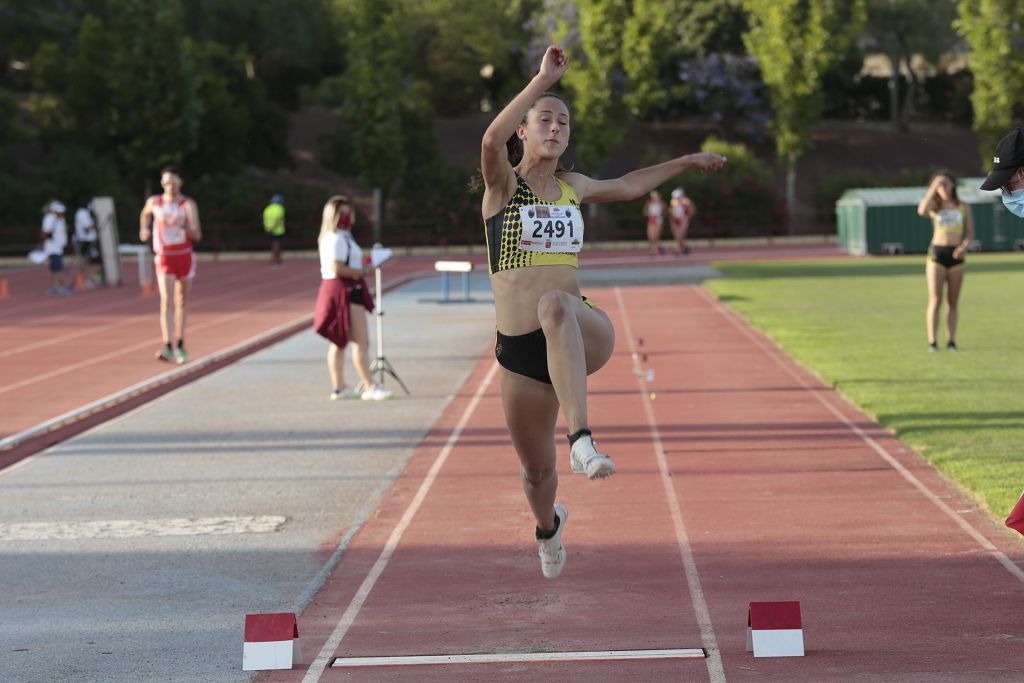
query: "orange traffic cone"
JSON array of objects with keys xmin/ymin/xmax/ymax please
[
  {"xmin": 141, "ymin": 279, "xmax": 153, "ymax": 298},
  {"xmin": 74, "ymin": 272, "xmax": 85, "ymax": 291},
  {"xmin": 0, "ymin": 278, "xmax": 9, "ymax": 301}
]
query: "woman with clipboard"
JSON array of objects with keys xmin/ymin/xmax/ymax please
[{"xmin": 314, "ymin": 195, "xmax": 393, "ymax": 401}]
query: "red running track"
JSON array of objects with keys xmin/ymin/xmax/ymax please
[
  {"xmin": 0, "ymin": 243, "xmax": 838, "ymax": 460},
  {"xmin": 0, "ymin": 256, "xmax": 436, "ymax": 460},
  {"xmin": 261, "ymin": 283, "xmax": 1024, "ymax": 682}
]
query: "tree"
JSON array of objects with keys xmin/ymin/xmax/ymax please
[
  {"xmin": 403, "ymin": 0, "xmax": 539, "ymax": 116},
  {"xmin": 864, "ymin": 0, "xmax": 960, "ymax": 131},
  {"xmin": 338, "ymin": 0, "xmax": 409, "ymax": 239},
  {"xmin": 956, "ymin": 0, "xmax": 1024, "ymax": 168},
  {"xmin": 182, "ymin": 0, "xmax": 337, "ymax": 110},
  {"xmin": 676, "ymin": 0, "xmax": 748, "ymax": 56},
  {"xmin": 622, "ymin": 0, "xmax": 680, "ymax": 116},
  {"xmin": 743, "ymin": 0, "xmax": 866, "ymax": 224},
  {"xmin": 101, "ymin": 0, "xmax": 201, "ymax": 193},
  {"xmin": 562, "ymin": 0, "xmax": 631, "ymax": 174}
]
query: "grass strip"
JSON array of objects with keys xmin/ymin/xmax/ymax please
[{"xmin": 706, "ymin": 253, "xmax": 1024, "ymax": 518}]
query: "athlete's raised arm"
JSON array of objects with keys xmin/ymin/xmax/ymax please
[
  {"xmin": 563, "ymin": 153, "xmax": 726, "ymax": 205},
  {"xmin": 480, "ymin": 46, "xmax": 569, "ymax": 214}
]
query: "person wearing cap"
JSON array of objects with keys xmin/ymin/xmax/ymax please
[
  {"xmin": 73, "ymin": 197, "xmax": 102, "ymax": 289},
  {"xmin": 669, "ymin": 187, "xmax": 696, "ymax": 255},
  {"xmin": 40, "ymin": 200, "xmax": 71, "ymax": 295},
  {"xmin": 916, "ymin": 171, "xmax": 974, "ymax": 352},
  {"xmin": 980, "ymin": 127, "xmax": 1024, "ymax": 218},
  {"xmin": 263, "ymin": 194, "xmax": 286, "ymax": 267}
]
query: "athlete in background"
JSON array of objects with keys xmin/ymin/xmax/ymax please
[
  {"xmin": 669, "ymin": 187, "xmax": 695, "ymax": 255},
  {"xmin": 916, "ymin": 171, "xmax": 973, "ymax": 352},
  {"xmin": 140, "ymin": 167, "xmax": 202, "ymax": 364},
  {"xmin": 643, "ymin": 190, "xmax": 666, "ymax": 255}
]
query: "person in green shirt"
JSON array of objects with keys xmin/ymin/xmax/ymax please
[{"xmin": 263, "ymin": 194, "xmax": 286, "ymax": 266}]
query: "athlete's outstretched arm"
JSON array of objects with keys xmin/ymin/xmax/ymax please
[
  {"xmin": 565, "ymin": 153, "xmax": 726, "ymax": 204},
  {"xmin": 480, "ymin": 47, "xmax": 568, "ymax": 198}
]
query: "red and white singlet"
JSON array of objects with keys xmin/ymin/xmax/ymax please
[{"xmin": 153, "ymin": 195, "xmax": 194, "ymax": 256}]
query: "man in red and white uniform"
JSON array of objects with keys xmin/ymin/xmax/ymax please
[{"xmin": 139, "ymin": 167, "xmax": 202, "ymax": 364}]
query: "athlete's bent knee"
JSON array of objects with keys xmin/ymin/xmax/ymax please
[
  {"xmin": 537, "ymin": 291, "xmax": 572, "ymax": 329},
  {"xmin": 520, "ymin": 465, "xmax": 554, "ymax": 487}
]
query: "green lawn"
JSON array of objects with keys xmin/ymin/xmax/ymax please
[{"xmin": 705, "ymin": 253, "xmax": 1024, "ymax": 518}]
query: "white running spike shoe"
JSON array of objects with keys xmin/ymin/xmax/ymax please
[
  {"xmin": 537, "ymin": 504, "xmax": 568, "ymax": 579},
  {"xmin": 361, "ymin": 384, "xmax": 394, "ymax": 401},
  {"xmin": 570, "ymin": 434, "xmax": 616, "ymax": 479}
]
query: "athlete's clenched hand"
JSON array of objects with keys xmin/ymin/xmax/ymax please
[
  {"xmin": 539, "ymin": 45, "xmax": 569, "ymax": 83},
  {"xmin": 683, "ymin": 153, "xmax": 727, "ymax": 174}
]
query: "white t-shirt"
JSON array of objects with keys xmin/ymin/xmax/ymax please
[
  {"xmin": 75, "ymin": 207, "xmax": 97, "ymax": 242},
  {"xmin": 42, "ymin": 213, "xmax": 68, "ymax": 255},
  {"xmin": 319, "ymin": 230, "xmax": 363, "ymax": 280}
]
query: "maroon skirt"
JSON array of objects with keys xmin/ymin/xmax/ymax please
[{"xmin": 313, "ymin": 277, "xmax": 374, "ymax": 347}]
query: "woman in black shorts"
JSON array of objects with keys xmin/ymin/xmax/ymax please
[
  {"xmin": 916, "ymin": 171, "xmax": 974, "ymax": 351},
  {"xmin": 478, "ymin": 45, "xmax": 725, "ymax": 578}
]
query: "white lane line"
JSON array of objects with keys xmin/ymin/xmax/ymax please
[
  {"xmin": 615, "ymin": 287, "xmax": 727, "ymax": 683},
  {"xmin": 696, "ymin": 286, "xmax": 1024, "ymax": 586},
  {"xmin": 0, "ymin": 515, "xmax": 286, "ymax": 541},
  {"xmin": 0, "ymin": 314, "xmax": 312, "ymax": 455},
  {"xmin": 301, "ymin": 361, "xmax": 500, "ymax": 683},
  {"xmin": 286, "ymin": 337, "xmax": 495, "ymax": 618},
  {"xmin": 329, "ymin": 648, "xmax": 706, "ymax": 667}
]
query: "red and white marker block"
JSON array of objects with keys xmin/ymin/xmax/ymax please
[
  {"xmin": 1006, "ymin": 490, "xmax": 1024, "ymax": 536},
  {"xmin": 243, "ymin": 612, "xmax": 302, "ymax": 671},
  {"xmin": 746, "ymin": 601, "xmax": 804, "ymax": 657}
]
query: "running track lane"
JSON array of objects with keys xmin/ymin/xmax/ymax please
[
  {"xmin": 0, "ymin": 257, "xmax": 434, "ymax": 453},
  {"xmin": 0, "ymin": 244, "xmax": 838, "ymax": 447},
  {"xmin": 260, "ymin": 282, "xmax": 1023, "ymax": 682}
]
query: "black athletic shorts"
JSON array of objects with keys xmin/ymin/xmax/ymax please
[
  {"xmin": 494, "ymin": 296, "xmax": 597, "ymax": 384},
  {"xmin": 928, "ymin": 244, "xmax": 965, "ymax": 270}
]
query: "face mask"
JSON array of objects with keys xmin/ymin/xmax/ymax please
[{"xmin": 1002, "ymin": 188, "xmax": 1024, "ymax": 218}]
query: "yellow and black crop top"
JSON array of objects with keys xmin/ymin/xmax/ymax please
[
  {"xmin": 930, "ymin": 205, "xmax": 966, "ymax": 237},
  {"xmin": 485, "ymin": 174, "xmax": 583, "ymax": 274}
]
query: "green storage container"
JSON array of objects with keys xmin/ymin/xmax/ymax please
[{"xmin": 837, "ymin": 181, "xmax": 1007, "ymax": 255}]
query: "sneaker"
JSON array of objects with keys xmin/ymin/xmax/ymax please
[
  {"xmin": 155, "ymin": 347, "xmax": 175, "ymax": 362},
  {"xmin": 174, "ymin": 346, "xmax": 188, "ymax": 364},
  {"xmin": 330, "ymin": 387, "xmax": 361, "ymax": 400},
  {"xmin": 570, "ymin": 433, "xmax": 616, "ymax": 479},
  {"xmin": 361, "ymin": 384, "xmax": 394, "ymax": 401},
  {"xmin": 946, "ymin": 341, "xmax": 958, "ymax": 351},
  {"xmin": 928, "ymin": 342, "xmax": 938, "ymax": 352},
  {"xmin": 537, "ymin": 504, "xmax": 568, "ymax": 579}
]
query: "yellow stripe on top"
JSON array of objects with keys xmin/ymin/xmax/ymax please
[{"xmin": 485, "ymin": 175, "xmax": 582, "ymax": 274}]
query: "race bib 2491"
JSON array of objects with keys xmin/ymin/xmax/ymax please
[{"xmin": 517, "ymin": 204, "xmax": 584, "ymax": 253}]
